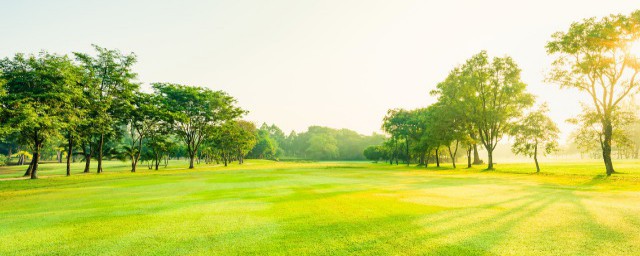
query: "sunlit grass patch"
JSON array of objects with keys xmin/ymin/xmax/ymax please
[{"xmin": 1, "ymin": 160, "xmax": 640, "ymax": 255}]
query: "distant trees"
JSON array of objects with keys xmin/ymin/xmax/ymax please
[
  {"xmin": 378, "ymin": 51, "xmax": 534, "ymax": 170},
  {"xmin": 248, "ymin": 126, "xmax": 278, "ymax": 159},
  {"xmin": 207, "ymin": 120, "xmax": 257, "ymax": 166},
  {"xmin": 243, "ymin": 124, "xmax": 383, "ymax": 161},
  {"xmin": 510, "ymin": 105, "xmax": 560, "ymax": 172},
  {"xmin": 154, "ymin": 83, "xmax": 245, "ymax": 169},
  {"xmin": 547, "ymin": 10, "xmax": 640, "ymax": 176}
]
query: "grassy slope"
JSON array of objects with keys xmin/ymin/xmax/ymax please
[{"xmin": 1, "ymin": 160, "xmax": 639, "ymax": 255}]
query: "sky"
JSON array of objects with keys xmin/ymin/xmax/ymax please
[{"xmin": 1, "ymin": 0, "xmax": 639, "ymax": 142}]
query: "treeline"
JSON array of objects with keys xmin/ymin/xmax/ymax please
[
  {"xmin": 0, "ymin": 46, "xmax": 383, "ymax": 179},
  {"xmin": 365, "ymin": 51, "xmax": 559, "ymax": 173},
  {"xmin": 366, "ymin": 10, "xmax": 640, "ymax": 176},
  {"xmin": 0, "ymin": 46, "xmax": 250, "ymax": 179},
  {"xmin": 248, "ymin": 124, "xmax": 385, "ymax": 161}
]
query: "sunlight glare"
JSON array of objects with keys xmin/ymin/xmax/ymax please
[{"xmin": 630, "ymin": 40, "xmax": 640, "ymax": 57}]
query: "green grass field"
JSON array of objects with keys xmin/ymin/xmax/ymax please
[{"xmin": 1, "ymin": 160, "xmax": 640, "ymax": 255}]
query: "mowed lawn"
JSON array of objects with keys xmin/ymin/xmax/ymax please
[{"xmin": 1, "ymin": 160, "xmax": 640, "ymax": 255}]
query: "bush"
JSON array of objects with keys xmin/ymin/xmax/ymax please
[{"xmin": 0, "ymin": 155, "xmax": 7, "ymax": 166}]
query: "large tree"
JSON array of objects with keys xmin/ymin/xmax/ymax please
[
  {"xmin": 431, "ymin": 67, "xmax": 479, "ymax": 168},
  {"xmin": 124, "ymin": 93, "xmax": 164, "ymax": 172},
  {"xmin": 74, "ymin": 45, "xmax": 138, "ymax": 173},
  {"xmin": 462, "ymin": 51, "xmax": 534, "ymax": 169},
  {"xmin": 153, "ymin": 83, "xmax": 244, "ymax": 168},
  {"xmin": 547, "ymin": 10, "xmax": 640, "ymax": 176},
  {"xmin": 0, "ymin": 52, "xmax": 80, "ymax": 179}
]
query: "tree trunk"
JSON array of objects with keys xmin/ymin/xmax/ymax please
[
  {"xmin": 448, "ymin": 141, "xmax": 459, "ymax": 169},
  {"xmin": 31, "ymin": 140, "xmax": 41, "ymax": 180},
  {"xmin": 394, "ymin": 139, "xmax": 399, "ymax": 165},
  {"xmin": 83, "ymin": 143, "xmax": 91, "ymax": 173},
  {"xmin": 487, "ymin": 149, "xmax": 494, "ymax": 170},
  {"xmin": 164, "ymin": 154, "xmax": 169, "ymax": 167},
  {"xmin": 467, "ymin": 146, "xmax": 472, "ymax": 168},
  {"xmin": 473, "ymin": 144, "xmax": 482, "ymax": 164},
  {"xmin": 67, "ymin": 133, "xmax": 73, "ymax": 176},
  {"xmin": 23, "ymin": 157, "xmax": 34, "ymax": 177},
  {"xmin": 603, "ymin": 118, "xmax": 615, "ymax": 176},
  {"xmin": 189, "ymin": 153, "xmax": 195, "ymax": 169},
  {"xmin": 534, "ymin": 143, "xmax": 540, "ymax": 173},
  {"xmin": 425, "ymin": 152, "xmax": 430, "ymax": 168},
  {"xmin": 405, "ymin": 136, "xmax": 410, "ymax": 166},
  {"xmin": 155, "ymin": 152, "xmax": 160, "ymax": 170},
  {"xmin": 131, "ymin": 158, "xmax": 137, "ymax": 173},
  {"xmin": 97, "ymin": 134, "xmax": 104, "ymax": 173},
  {"xmin": 435, "ymin": 148, "xmax": 440, "ymax": 167},
  {"xmin": 84, "ymin": 155, "xmax": 91, "ymax": 173}
]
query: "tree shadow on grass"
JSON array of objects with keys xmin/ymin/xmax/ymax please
[{"xmin": 259, "ymin": 187, "xmax": 628, "ymax": 255}]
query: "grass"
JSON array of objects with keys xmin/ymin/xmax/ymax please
[{"xmin": 1, "ymin": 159, "xmax": 640, "ymax": 255}]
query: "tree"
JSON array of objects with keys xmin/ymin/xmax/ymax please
[
  {"xmin": 75, "ymin": 45, "xmax": 138, "ymax": 173},
  {"xmin": 0, "ymin": 52, "xmax": 80, "ymax": 179},
  {"xmin": 154, "ymin": 83, "xmax": 244, "ymax": 168},
  {"xmin": 234, "ymin": 121, "xmax": 257, "ymax": 164},
  {"xmin": 144, "ymin": 127, "xmax": 176, "ymax": 170},
  {"xmin": 208, "ymin": 120, "xmax": 257, "ymax": 166},
  {"xmin": 383, "ymin": 109, "xmax": 413, "ymax": 165},
  {"xmin": 461, "ymin": 51, "xmax": 534, "ymax": 169},
  {"xmin": 510, "ymin": 104, "xmax": 560, "ymax": 172},
  {"xmin": 124, "ymin": 93, "xmax": 163, "ymax": 172},
  {"xmin": 306, "ymin": 133, "xmax": 339, "ymax": 160},
  {"xmin": 249, "ymin": 131, "xmax": 277, "ymax": 160},
  {"xmin": 431, "ymin": 66, "xmax": 480, "ymax": 168},
  {"xmin": 568, "ymin": 105, "xmax": 635, "ymax": 160},
  {"xmin": 363, "ymin": 145, "xmax": 383, "ymax": 163},
  {"xmin": 547, "ymin": 10, "xmax": 640, "ymax": 175}
]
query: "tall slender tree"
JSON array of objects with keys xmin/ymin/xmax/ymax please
[
  {"xmin": 75, "ymin": 45, "xmax": 138, "ymax": 173},
  {"xmin": 462, "ymin": 51, "xmax": 534, "ymax": 169},
  {"xmin": 510, "ymin": 104, "xmax": 560, "ymax": 172},
  {"xmin": 547, "ymin": 10, "xmax": 640, "ymax": 175}
]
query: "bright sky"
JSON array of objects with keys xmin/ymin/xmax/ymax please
[{"xmin": 2, "ymin": 0, "xmax": 639, "ymax": 141}]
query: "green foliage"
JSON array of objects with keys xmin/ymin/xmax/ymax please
[
  {"xmin": 153, "ymin": 83, "xmax": 245, "ymax": 168},
  {"xmin": 510, "ymin": 104, "xmax": 560, "ymax": 171},
  {"xmin": 547, "ymin": 10, "xmax": 640, "ymax": 175},
  {"xmin": 0, "ymin": 52, "xmax": 82, "ymax": 178},
  {"xmin": 567, "ymin": 105, "xmax": 635, "ymax": 154},
  {"xmin": 363, "ymin": 145, "xmax": 384, "ymax": 162},
  {"xmin": 305, "ymin": 133, "xmax": 339, "ymax": 160},
  {"xmin": 73, "ymin": 45, "xmax": 139, "ymax": 173},
  {"xmin": 207, "ymin": 120, "xmax": 257, "ymax": 165}
]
